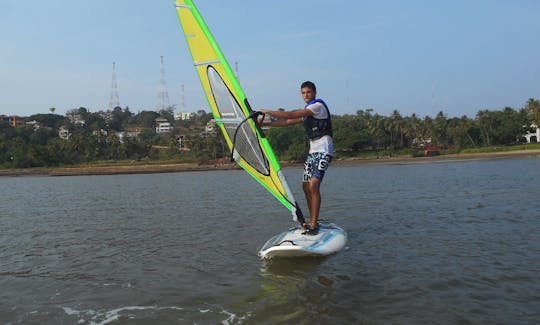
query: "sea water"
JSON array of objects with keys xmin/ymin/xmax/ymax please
[{"xmin": 1, "ymin": 156, "xmax": 539, "ymax": 324}]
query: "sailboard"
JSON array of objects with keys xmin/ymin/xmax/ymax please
[
  {"xmin": 258, "ymin": 223, "xmax": 347, "ymax": 259},
  {"xmin": 173, "ymin": 0, "xmax": 305, "ymax": 225},
  {"xmin": 174, "ymin": 1, "xmax": 347, "ymax": 259}
]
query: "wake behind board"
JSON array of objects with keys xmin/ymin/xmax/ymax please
[{"xmin": 259, "ymin": 223, "xmax": 347, "ymax": 259}]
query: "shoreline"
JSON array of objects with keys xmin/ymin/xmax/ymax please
[
  {"xmin": 331, "ymin": 148, "xmax": 540, "ymax": 166},
  {"xmin": 1, "ymin": 149, "xmax": 539, "ymax": 177}
]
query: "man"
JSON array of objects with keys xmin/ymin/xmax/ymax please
[{"xmin": 260, "ymin": 81, "xmax": 333, "ymax": 235}]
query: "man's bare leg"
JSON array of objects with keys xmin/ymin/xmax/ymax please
[{"xmin": 303, "ymin": 178, "xmax": 321, "ymax": 229}]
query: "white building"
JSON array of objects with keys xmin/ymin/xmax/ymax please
[
  {"xmin": 524, "ymin": 124, "xmax": 540, "ymax": 143},
  {"xmin": 155, "ymin": 117, "xmax": 173, "ymax": 134},
  {"xmin": 175, "ymin": 112, "xmax": 195, "ymax": 121},
  {"xmin": 25, "ymin": 120, "xmax": 40, "ymax": 131},
  {"xmin": 205, "ymin": 119, "xmax": 216, "ymax": 134},
  {"xmin": 92, "ymin": 129, "xmax": 108, "ymax": 137},
  {"xmin": 67, "ymin": 113, "xmax": 85, "ymax": 126},
  {"xmin": 117, "ymin": 129, "xmax": 141, "ymax": 143},
  {"xmin": 58, "ymin": 127, "xmax": 70, "ymax": 140}
]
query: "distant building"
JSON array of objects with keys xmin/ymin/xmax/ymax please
[
  {"xmin": 412, "ymin": 137, "xmax": 433, "ymax": 147},
  {"xmin": 175, "ymin": 134, "xmax": 187, "ymax": 149},
  {"xmin": 0, "ymin": 115, "xmax": 25, "ymax": 128},
  {"xmin": 155, "ymin": 117, "xmax": 173, "ymax": 133},
  {"xmin": 92, "ymin": 129, "xmax": 108, "ymax": 137},
  {"xmin": 58, "ymin": 127, "xmax": 70, "ymax": 140},
  {"xmin": 25, "ymin": 120, "xmax": 40, "ymax": 131},
  {"xmin": 116, "ymin": 129, "xmax": 141, "ymax": 143},
  {"xmin": 175, "ymin": 112, "xmax": 195, "ymax": 121},
  {"xmin": 67, "ymin": 113, "xmax": 85, "ymax": 126},
  {"xmin": 9, "ymin": 116, "xmax": 22, "ymax": 127},
  {"xmin": 524, "ymin": 124, "xmax": 540, "ymax": 143},
  {"xmin": 205, "ymin": 119, "xmax": 216, "ymax": 134},
  {"xmin": 99, "ymin": 111, "xmax": 113, "ymax": 122}
]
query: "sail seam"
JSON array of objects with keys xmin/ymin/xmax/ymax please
[{"xmin": 195, "ymin": 60, "xmax": 220, "ymax": 66}]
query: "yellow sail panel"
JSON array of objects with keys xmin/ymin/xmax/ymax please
[{"xmin": 174, "ymin": 0, "xmax": 304, "ymax": 223}]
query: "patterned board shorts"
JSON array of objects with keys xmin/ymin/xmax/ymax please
[{"xmin": 303, "ymin": 152, "xmax": 332, "ymax": 182}]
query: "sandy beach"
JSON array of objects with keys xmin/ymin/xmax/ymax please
[{"xmin": 1, "ymin": 149, "xmax": 539, "ymax": 177}]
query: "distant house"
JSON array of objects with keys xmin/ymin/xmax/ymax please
[
  {"xmin": 0, "ymin": 115, "xmax": 24, "ymax": 127},
  {"xmin": 524, "ymin": 124, "xmax": 540, "ymax": 143},
  {"xmin": 175, "ymin": 134, "xmax": 189, "ymax": 150},
  {"xmin": 99, "ymin": 111, "xmax": 113, "ymax": 122},
  {"xmin": 205, "ymin": 119, "xmax": 216, "ymax": 134},
  {"xmin": 68, "ymin": 113, "xmax": 85, "ymax": 126},
  {"xmin": 175, "ymin": 112, "xmax": 195, "ymax": 121},
  {"xmin": 25, "ymin": 120, "xmax": 40, "ymax": 131},
  {"xmin": 8, "ymin": 116, "xmax": 22, "ymax": 128},
  {"xmin": 117, "ymin": 128, "xmax": 141, "ymax": 143},
  {"xmin": 58, "ymin": 126, "xmax": 70, "ymax": 139},
  {"xmin": 155, "ymin": 117, "xmax": 173, "ymax": 133},
  {"xmin": 92, "ymin": 129, "xmax": 108, "ymax": 137},
  {"xmin": 412, "ymin": 137, "xmax": 433, "ymax": 147}
]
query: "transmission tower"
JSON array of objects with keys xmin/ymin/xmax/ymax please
[
  {"xmin": 158, "ymin": 56, "xmax": 170, "ymax": 111},
  {"xmin": 108, "ymin": 62, "xmax": 120, "ymax": 110},
  {"xmin": 234, "ymin": 61, "xmax": 240, "ymax": 82},
  {"xmin": 180, "ymin": 84, "xmax": 186, "ymax": 111}
]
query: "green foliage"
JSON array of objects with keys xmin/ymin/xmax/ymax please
[
  {"xmin": 133, "ymin": 111, "xmax": 160, "ymax": 128},
  {"xmin": 1, "ymin": 98, "xmax": 538, "ymax": 169},
  {"xmin": 29, "ymin": 113, "xmax": 67, "ymax": 129},
  {"xmin": 526, "ymin": 98, "xmax": 540, "ymax": 127},
  {"xmin": 264, "ymin": 124, "xmax": 307, "ymax": 162}
]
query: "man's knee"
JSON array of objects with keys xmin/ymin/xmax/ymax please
[{"xmin": 308, "ymin": 179, "xmax": 321, "ymax": 192}]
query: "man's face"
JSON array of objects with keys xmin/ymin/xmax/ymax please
[{"xmin": 301, "ymin": 87, "xmax": 316, "ymax": 103}]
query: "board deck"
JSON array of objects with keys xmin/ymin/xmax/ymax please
[{"xmin": 259, "ymin": 223, "xmax": 347, "ymax": 259}]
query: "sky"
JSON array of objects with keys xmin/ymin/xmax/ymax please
[{"xmin": 1, "ymin": 0, "xmax": 539, "ymax": 118}]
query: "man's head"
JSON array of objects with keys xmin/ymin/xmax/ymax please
[{"xmin": 301, "ymin": 81, "xmax": 317, "ymax": 103}]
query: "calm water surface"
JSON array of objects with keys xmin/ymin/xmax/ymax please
[{"xmin": 1, "ymin": 157, "xmax": 539, "ymax": 324}]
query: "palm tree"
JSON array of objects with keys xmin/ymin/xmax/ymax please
[
  {"xmin": 422, "ymin": 116, "xmax": 435, "ymax": 146},
  {"xmin": 526, "ymin": 98, "xmax": 540, "ymax": 128},
  {"xmin": 476, "ymin": 110, "xmax": 494, "ymax": 146},
  {"xmin": 433, "ymin": 111, "xmax": 448, "ymax": 147},
  {"xmin": 388, "ymin": 110, "xmax": 404, "ymax": 149},
  {"xmin": 404, "ymin": 113, "xmax": 421, "ymax": 147}
]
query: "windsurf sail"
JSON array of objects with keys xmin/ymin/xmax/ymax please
[{"xmin": 174, "ymin": 0, "xmax": 305, "ymax": 224}]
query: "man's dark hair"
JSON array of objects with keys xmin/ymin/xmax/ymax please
[{"xmin": 301, "ymin": 81, "xmax": 316, "ymax": 93}]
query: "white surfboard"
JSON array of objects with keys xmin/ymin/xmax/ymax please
[{"xmin": 259, "ymin": 223, "xmax": 347, "ymax": 259}]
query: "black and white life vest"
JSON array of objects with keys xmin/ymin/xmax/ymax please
[{"xmin": 302, "ymin": 99, "xmax": 333, "ymax": 140}]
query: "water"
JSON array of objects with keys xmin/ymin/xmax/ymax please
[{"xmin": 1, "ymin": 157, "xmax": 539, "ymax": 324}]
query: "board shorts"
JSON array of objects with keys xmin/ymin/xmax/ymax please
[{"xmin": 303, "ymin": 152, "xmax": 332, "ymax": 182}]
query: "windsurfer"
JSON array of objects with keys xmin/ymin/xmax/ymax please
[{"xmin": 260, "ymin": 81, "xmax": 333, "ymax": 235}]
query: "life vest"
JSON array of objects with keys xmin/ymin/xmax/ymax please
[{"xmin": 303, "ymin": 99, "xmax": 333, "ymax": 140}]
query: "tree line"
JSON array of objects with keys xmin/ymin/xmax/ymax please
[
  {"xmin": 1, "ymin": 98, "xmax": 539, "ymax": 168},
  {"xmin": 264, "ymin": 98, "xmax": 540, "ymax": 161},
  {"xmin": 0, "ymin": 107, "xmax": 216, "ymax": 168}
]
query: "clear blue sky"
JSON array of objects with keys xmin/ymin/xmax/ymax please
[{"xmin": 1, "ymin": 0, "xmax": 539, "ymax": 118}]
